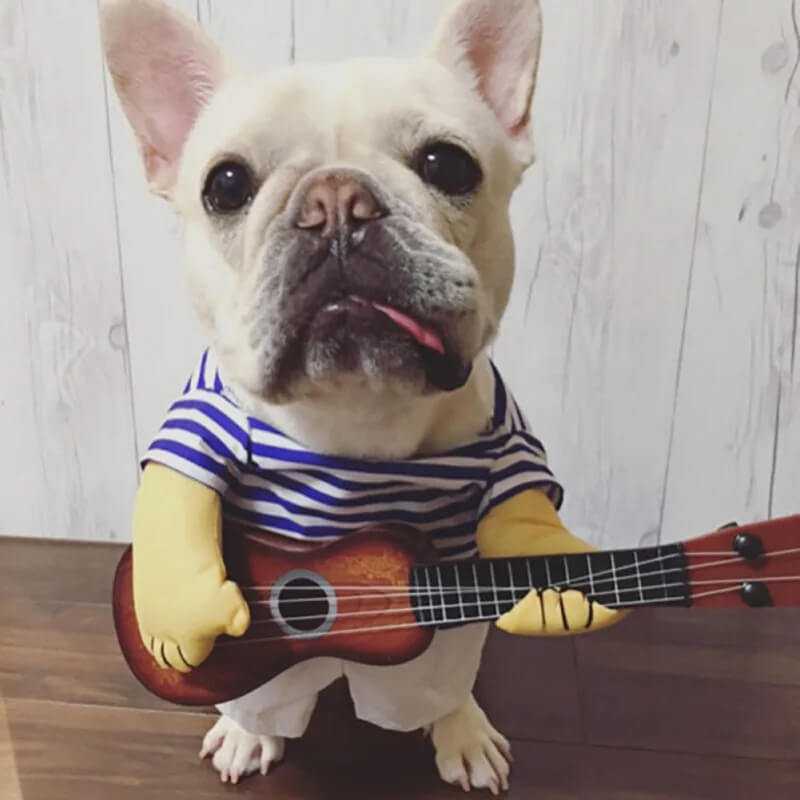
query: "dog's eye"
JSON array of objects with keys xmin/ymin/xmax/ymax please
[
  {"xmin": 203, "ymin": 161, "xmax": 254, "ymax": 214},
  {"xmin": 416, "ymin": 143, "xmax": 482, "ymax": 196}
]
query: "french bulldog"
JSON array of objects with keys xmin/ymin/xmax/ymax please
[{"xmin": 100, "ymin": 0, "xmax": 560, "ymax": 793}]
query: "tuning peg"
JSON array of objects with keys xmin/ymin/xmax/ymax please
[{"xmin": 739, "ymin": 580, "xmax": 773, "ymax": 607}]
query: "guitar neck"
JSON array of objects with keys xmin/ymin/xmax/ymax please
[{"xmin": 409, "ymin": 544, "xmax": 689, "ymax": 628}]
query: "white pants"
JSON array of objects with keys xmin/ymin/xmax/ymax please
[{"xmin": 218, "ymin": 623, "xmax": 489, "ymax": 738}]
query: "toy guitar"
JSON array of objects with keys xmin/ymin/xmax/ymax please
[{"xmin": 113, "ymin": 514, "xmax": 800, "ymax": 706}]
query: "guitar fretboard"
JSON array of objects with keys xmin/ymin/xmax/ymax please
[{"xmin": 409, "ymin": 545, "xmax": 689, "ymax": 628}]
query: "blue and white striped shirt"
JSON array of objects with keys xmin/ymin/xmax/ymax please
[{"xmin": 143, "ymin": 351, "xmax": 563, "ymax": 561}]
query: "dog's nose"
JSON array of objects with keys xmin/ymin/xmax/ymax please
[{"xmin": 294, "ymin": 175, "xmax": 386, "ymax": 237}]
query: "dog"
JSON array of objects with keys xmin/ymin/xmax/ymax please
[{"xmin": 100, "ymin": 0, "xmax": 585, "ymax": 793}]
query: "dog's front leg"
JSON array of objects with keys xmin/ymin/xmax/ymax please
[
  {"xmin": 200, "ymin": 715, "xmax": 286, "ymax": 784},
  {"xmin": 429, "ymin": 695, "xmax": 511, "ymax": 796},
  {"xmin": 428, "ymin": 489, "xmax": 624, "ymax": 795},
  {"xmin": 201, "ymin": 661, "xmax": 337, "ymax": 783}
]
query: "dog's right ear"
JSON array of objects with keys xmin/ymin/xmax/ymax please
[
  {"xmin": 100, "ymin": 0, "xmax": 225, "ymax": 197},
  {"xmin": 428, "ymin": 0, "xmax": 543, "ymax": 168}
]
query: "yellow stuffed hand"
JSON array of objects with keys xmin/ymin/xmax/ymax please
[
  {"xmin": 132, "ymin": 464, "xmax": 250, "ymax": 673},
  {"xmin": 495, "ymin": 588, "xmax": 620, "ymax": 636},
  {"xmin": 476, "ymin": 489, "xmax": 626, "ymax": 637}
]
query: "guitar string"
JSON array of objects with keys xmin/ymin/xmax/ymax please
[
  {"xmin": 235, "ymin": 521, "xmax": 800, "ymax": 592},
  {"xmin": 216, "ymin": 578, "xmax": 800, "ymax": 648},
  {"xmin": 242, "ymin": 557, "xmax": 685, "ymax": 608},
  {"xmin": 691, "ymin": 580, "xmax": 799, "ymax": 600},
  {"xmin": 237, "ymin": 549, "xmax": 695, "ymax": 594},
  {"xmin": 250, "ymin": 579, "xmax": 693, "ymax": 627},
  {"xmin": 235, "ymin": 546, "xmax": 800, "ymax": 603},
  {"xmin": 245, "ymin": 575, "xmax": 800, "ymax": 627},
  {"xmin": 238, "ymin": 546, "xmax": 800, "ymax": 593}
]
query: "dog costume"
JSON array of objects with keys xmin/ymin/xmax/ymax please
[{"xmin": 132, "ymin": 351, "xmax": 618, "ymax": 736}]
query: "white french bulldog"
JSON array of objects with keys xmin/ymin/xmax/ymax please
[{"xmin": 101, "ymin": 0, "xmax": 550, "ymax": 793}]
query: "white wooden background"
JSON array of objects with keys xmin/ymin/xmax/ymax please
[{"xmin": 0, "ymin": 0, "xmax": 797, "ymax": 547}]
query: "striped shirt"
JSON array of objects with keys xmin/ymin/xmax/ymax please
[{"xmin": 143, "ymin": 350, "xmax": 563, "ymax": 561}]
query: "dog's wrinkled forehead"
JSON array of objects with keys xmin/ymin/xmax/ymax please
[{"xmin": 178, "ymin": 58, "xmax": 512, "ymax": 206}]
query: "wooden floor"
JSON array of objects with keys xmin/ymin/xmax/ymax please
[{"xmin": 1, "ymin": 538, "xmax": 799, "ymax": 800}]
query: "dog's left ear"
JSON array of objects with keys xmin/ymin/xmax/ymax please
[{"xmin": 428, "ymin": 0, "xmax": 543, "ymax": 166}]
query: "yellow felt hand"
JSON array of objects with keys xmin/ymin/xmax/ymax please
[
  {"xmin": 496, "ymin": 588, "xmax": 620, "ymax": 636},
  {"xmin": 132, "ymin": 464, "xmax": 250, "ymax": 673},
  {"xmin": 476, "ymin": 489, "xmax": 627, "ymax": 637}
]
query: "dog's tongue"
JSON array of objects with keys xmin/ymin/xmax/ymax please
[{"xmin": 370, "ymin": 301, "xmax": 445, "ymax": 355}]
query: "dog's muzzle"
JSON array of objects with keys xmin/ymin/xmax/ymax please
[{"xmin": 282, "ymin": 167, "xmax": 473, "ymax": 392}]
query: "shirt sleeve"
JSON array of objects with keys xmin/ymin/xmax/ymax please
[
  {"xmin": 479, "ymin": 377, "xmax": 564, "ymax": 519},
  {"xmin": 479, "ymin": 429, "xmax": 564, "ymax": 519},
  {"xmin": 142, "ymin": 388, "xmax": 251, "ymax": 496}
]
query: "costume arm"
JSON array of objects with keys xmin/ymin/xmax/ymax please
[
  {"xmin": 476, "ymin": 489, "xmax": 625, "ymax": 636},
  {"xmin": 132, "ymin": 463, "xmax": 250, "ymax": 672}
]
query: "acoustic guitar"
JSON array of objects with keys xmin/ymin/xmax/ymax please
[{"xmin": 113, "ymin": 515, "xmax": 800, "ymax": 706}]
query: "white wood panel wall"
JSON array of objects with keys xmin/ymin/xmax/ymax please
[{"xmin": 0, "ymin": 0, "xmax": 797, "ymax": 546}]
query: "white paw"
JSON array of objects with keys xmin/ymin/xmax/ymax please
[
  {"xmin": 199, "ymin": 714, "xmax": 285, "ymax": 784},
  {"xmin": 429, "ymin": 696, "xmax": 512, "ymax": 795}
]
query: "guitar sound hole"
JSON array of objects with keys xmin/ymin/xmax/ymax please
[{"xmin": 278, "ymin": 578, "xmax": 330, "ymax": 632}]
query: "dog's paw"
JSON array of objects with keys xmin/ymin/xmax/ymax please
[
  {"xmin": 199, "ymin": 714, "xmax": 285, "ymax": 784},
  {"xmin": 429, "ymin": 695, "xmax": 511, "ymax": 795}
]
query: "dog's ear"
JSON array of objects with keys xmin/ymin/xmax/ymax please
[
  {"xmin": 100, "ymin": 0, "xmax": 225, "ymax": 196},
  {"xmin": 428, "ymin": 0, "xmax": 543, "ymax": 166}
]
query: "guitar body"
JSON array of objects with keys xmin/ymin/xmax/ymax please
[{"xmin": 112, "ymin": 525, "xmax": 438, "ymax": 706}]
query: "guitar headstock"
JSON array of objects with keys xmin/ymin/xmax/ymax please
[{"xmin": 682, "ymin": 515, "xmax": 800, "ymax": 608}]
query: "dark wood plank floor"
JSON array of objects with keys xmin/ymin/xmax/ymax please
[{"xmin": 1, "ymin": 537, "xmax": 798, "ymax": 799}]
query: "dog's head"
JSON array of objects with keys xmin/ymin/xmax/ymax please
[{"xmin": 101, "ymin": 0, "xmax": 542, "ymax": 405}]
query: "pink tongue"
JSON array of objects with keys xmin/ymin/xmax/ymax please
[{"xmin": 370, "ymin": 301, "xmax": 445, "ymax": 355}]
